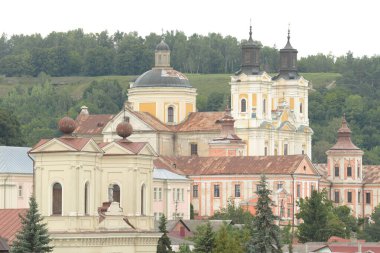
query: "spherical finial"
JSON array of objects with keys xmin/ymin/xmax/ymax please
[
  {"xmin": 116, "ymin": 117, "xmax": 133, "ymax": 140},
  {"xmin": 58, "ymin": 116, "xmax": 76, "ymax": 135}
]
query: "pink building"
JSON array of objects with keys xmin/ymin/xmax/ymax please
[
  {"xmin": 0, "ymin": 146, "xmax": 33, "ymax": 209},
  {"xmin": 152, "ymin": 168, "xmax": 191, "ymax": 220}
]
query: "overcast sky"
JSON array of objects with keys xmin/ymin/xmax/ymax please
[{"xmin": 1, "ymin": 0, "xmax": 379, "ymax": 57}]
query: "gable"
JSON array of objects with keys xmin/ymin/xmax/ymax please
[
  {"xmin": 81, "ymin": 139, "xmax": 103, "ymax": 153},
  {"xmin": 278, "ymin": 121, "xmax": 296, "ymax": 131},
  {"xmin": 31, "ymin": 138, "xmax": 76, "ymax": 153},
  {"xmin": 294, "ymin": 157, "xmax": 320, "ymax": 176},
  {"xmin": 137, "ymin": 144, "xmax": 158, "ymax": 156},
  {"xmin": 102, "ymin": 109, "xmax": 154, "ymax": 134},
  {"xmin": 101, "ymin": 142, "xmax": 135, "ymax": 155}
]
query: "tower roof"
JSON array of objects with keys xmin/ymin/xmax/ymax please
[
  {"xmin": 329, "ymin": 115, "xmax": 361, "ymax": 151},
  {"xmin": 211, "ymin": 106, "xmax": 244, "ymax": 143},
  {"xmin": 156, "ymin": 40, "xmax": 170, "ymax": 51}
]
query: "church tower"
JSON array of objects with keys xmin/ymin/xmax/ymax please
[
  {"xmin": 128, "ymin": 39, "xmax": 197, "ymax": 124},
  {"xmin": 230, "ymin": 26, "xmax": 312, "ymax": 158},
  {"xmin": 326, "ymin": 115, "xmax": 364, "ymax": 217}
]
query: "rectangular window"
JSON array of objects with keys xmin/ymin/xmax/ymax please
[
  {"xmin": 287, "ymin": 208, "xmax": 291, "ymax": 218},
  {"xmin": 264, "ymin": 147, "xmax": 268, "ymax": 156},
  {"xmin": 284, "ymin": 144, "xmax": 288, "ymax": 155},
  {"xmin": 235, "ymin": 184, "xmax": 241, "ymax": 198},
  {"xmin": 158, "ymin": 188, "xmax": 162, "ymax": 201},
  {"xmin": 177, "ymin": 189, "xmax": 180, "ymax": 202},
  {"xmin": 173, "ymin": 188, "xmax": 176, "ymax": 201},
  {"xmin": 311, "ymin": 185, "xmax": 315, "ymax": 193},
  {"xmin": 296, "ymin": 184, "xmax": 301, "ymax": 197},
  {"xmin": 347, "ymin": 191, "xmax": 352, "ymax": 203},
  {"xmin": 358, "ymin": 191, "xmax": 361, "ymax": 203},
  {"xmin": 181, "ymin": 189, "xmax": 184, "ymax": 201},
  {"xmin": 277, "ymin": 183, "xmax": 283, "ymax": 190},
  {"xmin": 366, "ymin": 192, "xmax": 371, "ymax": 204},
  {"xmin": 214, "ymin": 185, "xmax": 220, "ymax": 198},
  {"xmin": 357, "ymin": 166, "xmax": 361, "ymax": 178},
  {"xmin": 335, "ymin": 166, "xmax": 340, "ymax": 177},
  {"xmin": 335, "ymin": 191, "xmax": 340, "ymax": 203},
  {"xmin": 193, "ymin": 185, "xmax": 198, "ymax": 198},
  {"xmin": 18, "ymin": 185, "xmax": 23, "ymax": 198},
  {"xmin": 347, "ymin": 166, "xmax": 352, "ymax": 177},
  {"xmin": 190, "ymin": 143, "xmax": 198, "ymax": 156},
  {"xmin": 154, "ymin": 187, "xmax": 157, "ymax": 201}
]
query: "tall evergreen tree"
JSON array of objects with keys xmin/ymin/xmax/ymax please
[
  {"xmin": 11, "ymin": 196, "xmax": 53, "ymax": 253},
  {"xmin": 193, "ymin": 221, "xmax": 215, "ymax": 253},
  {"xmin": 247, "ymin": 175, "xmax": 282, "ymax": 253},
  {"xmin": 157, "ymin": 214, "xmax": 173, "ymax": 253}
]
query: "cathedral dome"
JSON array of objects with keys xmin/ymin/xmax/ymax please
[
  {"xmin": 133, "ymin": 68, "xmax": 192, "ymax": 88},
  {"xmin": 156, "ymin": 40, "xmax": 170, "ymax": 51}
]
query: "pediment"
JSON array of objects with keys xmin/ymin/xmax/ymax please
[
  {"xmin": 294, "ymin": 156, "xmax": 320, "ymax": 176},
  {"xmin": 31, "ymin": 138, "xmax": 76, "ymax": 153},
  {"xmin": 138, "ymin": 144, "xmax": 158, "ymax": 157},
  {"xmin": 278, "ymin": 121, "xmax": 296, "ymax": 131},
  {"xmin": 102, "ymin": 109, "xmax": 154, "ymax": 134},
  {"xmin": 101, "ymin": 142, "xmax": 135, "ymax": 155},
  {"xmin": 81, "ymin": 139, "xmax": 103, "ymax": 153}
]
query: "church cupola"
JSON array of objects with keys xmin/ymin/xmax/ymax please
[
  {"xmin": 155, "ymin": 39, "xmax": 171, "ymax": 68},
  {"xmin": 275, "ymin": 28, "xmax": 299, "ymax": 80},
  {"xmin": 239, "ymin": 25, "xmax": 261, "ymax": 75}
]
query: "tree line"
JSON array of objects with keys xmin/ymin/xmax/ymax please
[{"xmin": 0, "ymin": 29, "xmax": 281, "ymax": 77}]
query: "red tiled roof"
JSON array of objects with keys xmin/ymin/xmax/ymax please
[
  {"xmin": 329, "ymin": 116, "xmax": 361, "ymax": 151},
  {"xmin": 117, "ymin": 141, "xmax": 147, "ymax": 154},
  {"xmin": 74, "ymin": 114, "xmax": 114, "ymax": 135},
  {"xmin": 157, "ymin": 155, "xmax": 313, "ymax": 176},
  {"xmin": 327, "ymin": 244, "xmax": 380, "ymax": 253},
  {"xmin": 363, "ymin": 165, "xmax": 380, "ymax": 184},
  {"xmin": 175, "ymin": 112, "xmax": 224, "ymax": 132},
  {"xmin": 0, "ymin": 209, "xmax": 27, "ymax": 245},
  {"xmin": 131, "ymin": 111, "xmax": 172, "ymax": 132},
  {"xmin": 57, "ymin": 137, "xmax": 92, "ymax": 151}
]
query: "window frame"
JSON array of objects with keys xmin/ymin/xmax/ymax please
[
  {"xmin": 347, "ymin": 191, "xmax": 352, "ymax": 203},
  {"xmin": 334, "ymin": 191, "xmax": 340, "ymax": 204},
  {"xmin": 347, "ymin": 166, "xmax": 352, "ymax": 177},
  {"xmin": 241, "ymin": 98, "xmax": 247, "ymax": 113},
  {"xmin": 214, "ymin": 184, "xmax": 220, "ymax": 198},
  {"xmin": 366, "ymin": 192, "xmax": 371, "ymax": 204},
  {"xmin": 334, "ymin": 166, "xmax": 340, "ymax": 177},
  {"xmin": 168, "ymin": 106, "xmax": 174, "ymax": 123},
  {"xmin": 190, "ymin": 143, "xmax": 198, "ymax": 156},
  {"xmin": 235, "ymin": 184, "xmax": 241, "ymax": 198},
  {"xmin": 193, "ymin": 185, "xmax": 198, "ymax": 198}
]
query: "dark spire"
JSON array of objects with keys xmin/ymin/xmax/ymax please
[
  {"xmin": 237, "ymin": 23, "xmax": 261, "ymax": 75},
  {"xmin": 273, "ymin": 25, "xmax": 298, "ymax": 80}
]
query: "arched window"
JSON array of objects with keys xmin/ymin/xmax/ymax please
[
  {"xmin": 113, "ymin": 184, "xmax": 120, "ymax": 203},
  {"xmin": 300, "ymin": 102, "xmax": 303, "ymax": 114},
  {"xmin": 52, "ymin": 183, "xmax": 62, "ymax": 215},
  {"xmin": 168, "ymin": 106, "xmax": 174, "ymax": 123},
  {"xmin": 241, "ymin": 99, "xmax": 247, "ymax": 112},
  {"xmin": 141, "ymin": 184, "xmax": 146, "ymax": 215},
  {"xmin": 84, "ymin": 182, "xmax": 89, "ymax": 215}
]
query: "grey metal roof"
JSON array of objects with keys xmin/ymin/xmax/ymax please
[
  {"xmin": 133, "ymin": 69, "xmax": 192, "ymax": 88},
  {"xmin": 156, "ymin": 40, "xmax": 170, "ymax": 51},
  {"xmin": 153, "ymin": 168, "xmax": 189, "ymax": 181},
  {"xmin": 0, "ymin": 146, "xmax": 32, "ymax": 174}
]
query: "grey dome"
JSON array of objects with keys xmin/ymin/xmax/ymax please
[
  {"xmin": 133, "ymin": 68, "xmax": 192, "ymax": 88},
  {"xmin": 156, "ymin": 40, "xmax": 170, "ymax": 51}
]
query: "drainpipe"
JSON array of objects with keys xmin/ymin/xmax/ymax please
[
  {"xmin": 291, "ymin": 174, "xmax": 295, "ymax": 232},
  {"xmin": 27, "ymin": 152, "xmax": 35, "ymax": 197},
  {"xmin": 3, "ymin": 174, "xmax": 10, "ymax": 208}
]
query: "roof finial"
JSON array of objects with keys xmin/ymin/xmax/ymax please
[
  {"xmin": 161, "ymin": 28, "xmax": 165, "ymax": 41},
  {"xmin": 287, "ymin": 23, "xmax": 291, "ymax": 42},
  {"xmin": 249, "ymin": 19, "xmax": 253, "ymax": 41}
]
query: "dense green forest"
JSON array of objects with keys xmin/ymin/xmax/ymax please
[{"xmin": 1, "ymin": 30, "xmax": 380, "ymax": 164}]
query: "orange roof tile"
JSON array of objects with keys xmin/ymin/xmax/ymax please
[
  {"xmin": 74, "ymin": 114, "xmax": 114, "ymax": 135},
  {"xmin": 116, "ymin": 141, "xmax": 147, "ymax": 154},
  {"xmin": 0, "ymin": 209, "xmax": 27, "ymax": 245},
  {"xmin": 157, "ymin": 155, "xmax": 313, "ymax": 176},
  {"xmin": 30, "ymin": 137, "xmax": 94, "ymax": 152},
  {"xmin": 175, "ymin": 112, "xmax": 224, "ymax": 132},
  {"xmin": 363, "ymin": 165, "xmax": 380, "ymax": 184},
  {"xmin": 131, "ymin": 111, "xmax": 172, "ymax": 131}
]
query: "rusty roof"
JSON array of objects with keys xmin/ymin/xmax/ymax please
[
  {"xmin": 74, "ymin": 114, "xmax": 114, "ymax": 135},
  {"xmin": 363, "ymin": 165, "xmax": 380, "ymax": 184},
  {"xmin": 30, "ymin": 137, "xmax": 94, "ymax": 152},
  {"xmin": 157, "ymin": 155, "xmax": 313, "ymax": 176},
  {"xmin": 175, "ymin": 112, "xmax": 224, "ymax": 132},
  {"xmin": 130, "ymin": 110, "xmax": 172, "ymax": 132},
  {"xmin": 0, "ymin": 209, "xmax": 27, "ymax": 245}
]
